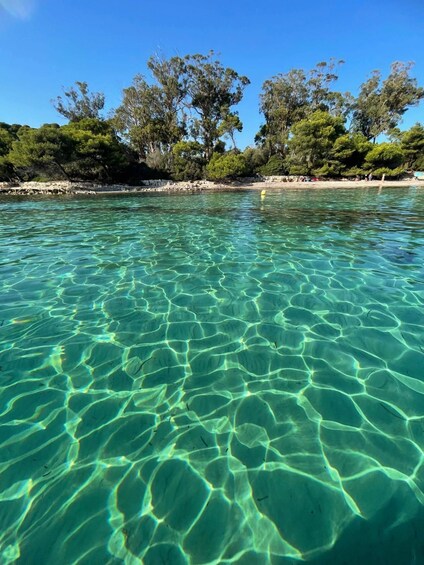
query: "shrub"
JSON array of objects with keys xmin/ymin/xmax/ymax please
[
  {"xmin": 206, "ymin": 152, "xmax": 248, "ymax": 181},
  {"xmin": 172, "ymin": 141, "xmax": 205, "ymax": 181},
  {"xmin": 258, "ymin": 154, "xmax": 285, "ymax": 176}
]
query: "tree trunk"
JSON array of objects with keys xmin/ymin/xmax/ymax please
[{"xmin": 55, "ymin": 161, "xmax": 71, "ymax": 181}]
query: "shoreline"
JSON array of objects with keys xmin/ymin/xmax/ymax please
[{"xmin": 0, "ymin": 178, "xmax": 421, "ymax": 196}]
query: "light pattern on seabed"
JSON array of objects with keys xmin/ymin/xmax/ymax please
[{"xmin": 0, "ymin": 186, "xmax": 423, "ymax": 564}]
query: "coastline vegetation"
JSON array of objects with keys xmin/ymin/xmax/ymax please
[{"xmin": 1, "ymin": 53, "xmax": 423, "ymax": 184}]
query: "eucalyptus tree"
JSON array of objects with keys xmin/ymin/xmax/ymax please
[
  {"xmin": 257, "ymin": 60, "xmax": 350, "ymax": 155},
  {"xmin": 113, "ymin": 75, "xmax": 173, "ymax": 161},
  {"xmin": 114, "ymin": 51, "xmax": 249, "ymax": 164},
  {"xmin": 352, "ymin": 62, "xmax": 424, "ymax": 142},
  {"xmin": 113, "ymin": 56, "xmax": 187, "ymax": 164},
  {"xmin": 53, "ymin": 81, "xmax": 105, "ymax": 122},
  {"xmin": 182, "ymin": 51, "xmax": 250, "ymax": 159}
]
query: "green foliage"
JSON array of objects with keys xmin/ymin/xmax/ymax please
[
  {"xmin": 183, "ymin": 51, "xmax": 250, "ymax": 159},
  {"xmin": 2, "ymin": 54, "xmax": 423, "ymax": 185},
  {"xmin": 370, "ymin": 167, "xmax": 405, "ymax": 179},
  {"xmin": 114, "ymin": 52, "xmax": 249, "ymax": 164},
  {"xmin": 352, "ymin": 63, "xmax": 424, "ymax": 141},
  {"xmin": 218, "ymin": 111, "xmax": 243, "ymax": 149},
  {"xmin": 113, "ymin": 73, "xmax": 185, "ymax": 161},
  {"xmin": 53, "ymin": 82, "xmax": 105, "ymax": 122},
  {"xmin": 63, "ymin": 118, "xmax": 129, "ymax": 181},
  {"xmin": 398, "ymin": 123, "xmax": 424, "ymax": 169},
  {"xmin": 172, "ymin": 141, "xmax": 205, "ymax": 181},
  {"xmin": 364, "ymin": 142, "xmax": 405, "ymax": 177},
  {"xmin": 0, "ymin": 124, "xmax": 17, "ymax": 180},
  {"xmin": 206, "ymin": 152, "xmax": 248, "ymax": 181},
  {"xmin": 257, "ymin": 60, "xmax": 351, "ymax": 155},
  {"xmin": 6, "ymin": 120, "xmax": 130, "ymax": 182},
  {"xmin": 242, "ymin": 146, "xmax": 269, "ymax": 175},
  {"xmin": 286, "ymin": 110, "xmax": 346, "ymax": 175},
  {"xmin": 330, "ymin": 133, "xmax": 372, "ymax": 176},
  {"xmin": 314, "ymin": 162, "xmax": 341, "ymax": 178},
  {"xmin": 258, "ymin": 154, "xmax": 286, "ymax": 176},
  {"xmin": 9, "ymin": 124, "xmax": 75, "ymax": 179}
]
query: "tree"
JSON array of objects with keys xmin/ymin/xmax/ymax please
[
  {"xmin": 172, "ymin": 141, "xmax": 206, "ymax": 180},
  {"xmin": 331, "ymin": 133, "xmax": 373, "ymax": 176},
  {"xmin": 206, "ymin": 152, "xmax": 248, "ymax": 181},
  {"xmin": 183, "ymin": 51, "xmax": 250, "ymax": 160},
  {"xmin": 257, "ymin": 60, "xmax": 351, "ymax": 155},
  {"xmin": 364, "ymin": 142, "xmax": 405, "ymax": 178},
  {"xmin": 147, "ymin": 53, "xmax": 188, "ymax": 145},
  {"xmin": 53, "ymin": 81, "xmax": 105, "ymax": 122},
  {"xmin": 286, "ymin": 110, "xmax": 346, "ymax": 175},
  {"xmin": 352, "ymin": 62, "xmax": 424, "ymax": 142},
  {"xmin": 64, "ymin": 118, "xmax": 129, "ymax": 181},
  {"xmin": 113, "ymin": 73, "xmax": 184, "ymax": 164},
  {"xmin": 242, "ymin": 146, "xmax": 268, "ymax": 175},
  {"xmin": 113, "ymin": 52, "xmax": 249, "ymax": 164},
  {"xmin": 9, "ymin": 124, "xmax": 75, "ymax": 179},
  {"xmin": 0, "ymin": 124, "xmax": 17, "ymax": 180},
  {"xmin": 218, "ymin": 110, "xmax": 243, "ymax": 149},
  {"xmin": 258, "ymin": 155, "xmax": 286, "ymax": 176},
  {"xmin": 396, "ymin": 123, "xmax": 424, "ymax": 169}
]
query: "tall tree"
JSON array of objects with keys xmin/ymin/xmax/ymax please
[
  {"xmin": 147, "ymin": 53, "xmax": 188, "ymax": 145},
  {"xmin": 114, "ymin": 51, "xmax": 249, "ymax": 163},
  {"xmin": 257, "ymin": 60, "xmax": 350, "ymax": 155},
  {"xmin": 113, "ymin": 70, "xmax": 185, "ymax": 163},
  {"xmin": 53, "ymin": 81, "xmax": 105, "ymax": 122},
  {"xmin": 352, "ymin": 62, "xmax": 424, "ymax": 142},
  {"xmin": 182, "ymin": 51, "xmax": 250, "ymax": 159}
]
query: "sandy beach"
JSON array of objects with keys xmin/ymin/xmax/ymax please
[{"xmin": 236, "ymin": 179, "xmax": 422, "ymax": 190}]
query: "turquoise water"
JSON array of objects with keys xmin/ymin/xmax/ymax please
[{"xmin": 0, "ymin": 187, "xmax": 424, "ymax": 564}]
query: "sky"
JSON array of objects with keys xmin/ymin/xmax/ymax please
[{"xmin": 0, "ymin": 0, "xmax": 423, "ymax": 148}]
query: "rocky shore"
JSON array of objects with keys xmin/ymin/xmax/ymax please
[
  {"xmin": 0, "ymin": 179, "xmax": 220, "ymax": 195},
  {"xmin": 0, "ymin": 177, "xmax": 420, "ymax": 196}
]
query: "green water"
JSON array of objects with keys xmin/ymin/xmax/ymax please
[{"xmin": 0, "ymin": 187, "xmax": 424, "ymax": 564}]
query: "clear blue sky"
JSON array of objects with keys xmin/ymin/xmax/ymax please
[{"xmin": 1, "ymin": 0, "xmax": 423, "ymax": 148}]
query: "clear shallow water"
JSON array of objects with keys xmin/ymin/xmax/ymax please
[{"xmin": 0, "ymin": 186, "xmax": 424, "ymax": 564}]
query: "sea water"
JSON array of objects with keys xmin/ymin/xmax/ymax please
[{"xmin": 0, "ymin": 187, "xmax": 423, "ymax": 564}]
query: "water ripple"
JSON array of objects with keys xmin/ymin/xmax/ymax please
[{"xmin": 0, "ymin": 187, "xmax": 424, "ymax": 564}]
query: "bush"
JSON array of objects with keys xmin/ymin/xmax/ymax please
[
  {"xmin": 206, "ymin": 152, "xmax": 248, "ymax": 181},
  {"xmin": 243, "ymin": 146, "xmax": 268, "ymax": 175},
  {"xmin": 172, "ymin": 141, "xmax": 205, "ymax": 181},
  {"xmin": 258, "ymin": 154, "xmax": 285, "ymax": 176}
]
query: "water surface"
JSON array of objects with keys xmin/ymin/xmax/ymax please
[{"xmin": 1, "ymin": 187, "xmax": 424, "ymax": 564}]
